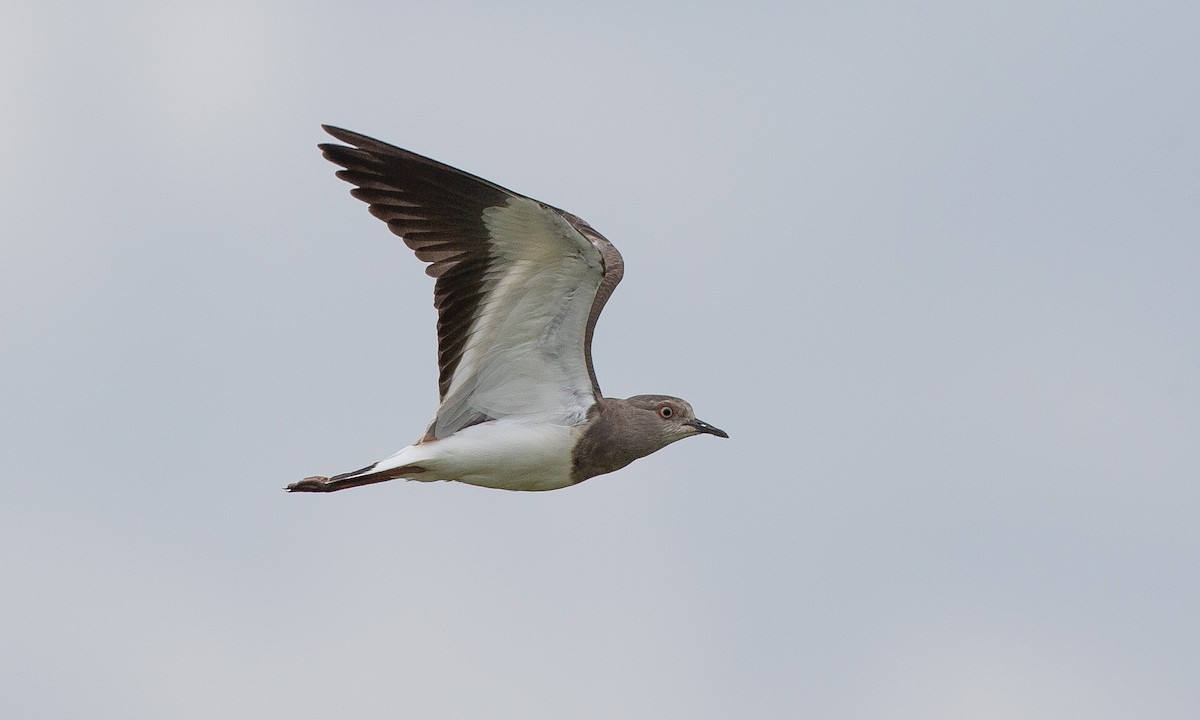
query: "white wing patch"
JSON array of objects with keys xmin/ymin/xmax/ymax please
[{"xmin": 432, "ymin": 196, "xmax": 604, "ymax": 437}]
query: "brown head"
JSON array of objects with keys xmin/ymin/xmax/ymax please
[
  {"xmin": 570, "ymin": 394, "xmax": 728, "ymax": 483},
  {"xmin": 622, "ymin": 394, "xmax": 729, "ymax": 442}
]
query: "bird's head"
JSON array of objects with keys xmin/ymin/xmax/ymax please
[{"xmin": 624, "ymin": 394, "xmax": 729, "ymax": 446}]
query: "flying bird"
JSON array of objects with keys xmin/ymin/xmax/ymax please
[{"xmin": 288, "ymin": 126, "xmax": 727, "ymax": 493}]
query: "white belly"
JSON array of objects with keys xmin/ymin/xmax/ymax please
[{"xmin": 373, "ymin": 418, "xmax": 581, "ymax": 491}]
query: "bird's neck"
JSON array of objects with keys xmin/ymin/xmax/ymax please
[{"xmin": 570, "ymin": 398, "xmax": 667, "ymax": 483}]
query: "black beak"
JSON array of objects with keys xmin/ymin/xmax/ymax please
[{"xmin": 688, "ymin": 418, "xmax": 729, "ymax": 438}]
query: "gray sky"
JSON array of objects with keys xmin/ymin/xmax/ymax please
[{"xmin": 3, "ymin": 1, "xmax": 1198, "ymax": 717}]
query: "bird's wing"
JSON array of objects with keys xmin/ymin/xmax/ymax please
[{"xmin": 319, "ymin": 126, "xmax": 624, "ymax": 439}]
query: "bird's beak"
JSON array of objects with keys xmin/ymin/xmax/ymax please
[{"xmin": 688, "ymin": 418, "xmax": 729, "ymax": 438}]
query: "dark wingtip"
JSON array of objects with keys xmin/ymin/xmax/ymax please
[
  {"xmin": 320, "ymin": 125, "xmax": 406, "ymax": 157},
  {"xmin": 321, "ymin": 124, "xmax": 360, "ymax": 144}
]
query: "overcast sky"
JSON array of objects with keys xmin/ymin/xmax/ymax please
[{"xmin": 3, "ymin": 1, "xmax": 1199, "ymax": 718}]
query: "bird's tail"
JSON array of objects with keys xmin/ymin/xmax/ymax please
[{"xmin": 286, "ymin": 461, "xmax": 426, "ymax": 493}]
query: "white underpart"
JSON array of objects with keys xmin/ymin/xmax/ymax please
[
  {"xmin": 371, "ymin": 417, "xmax": 582, "ymax": 491},
  {"xmin": 432, "ymin": 196, "xmax": 604, "ymax": 438}
]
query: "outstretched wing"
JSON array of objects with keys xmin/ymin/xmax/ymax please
[{"xmin": 319, "ymin": 126, "xmax": 624, "ymax": 439}]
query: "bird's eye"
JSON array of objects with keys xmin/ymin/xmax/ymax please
[{"xmin": 659, "ymin": 405, "xmax": 674, "ymax": 419}]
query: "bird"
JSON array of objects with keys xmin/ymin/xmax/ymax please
[{"xmin": 287, "ymin": 126, "xmax": 727, "ymax": 494}]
